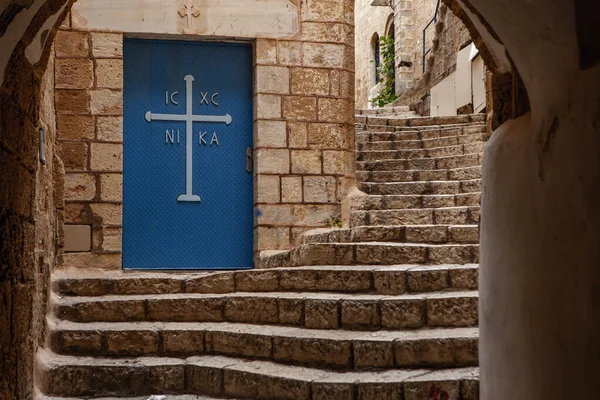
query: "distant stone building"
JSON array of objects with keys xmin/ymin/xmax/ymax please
[{"xmin": 355, "ymin": 0, "xmax": 486, "ymax": 116}]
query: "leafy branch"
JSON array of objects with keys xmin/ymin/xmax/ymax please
[{"xmin": 370, "ymin": 35, "xmax": 399, "ymax": 108}]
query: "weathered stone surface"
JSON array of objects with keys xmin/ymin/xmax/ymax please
[
  {"xmin": 304, "ymin": 176, "xmax": 336, "ymax": 203},
  {"xmin": 255, "ymin": 149, "xmax": 289, "ymax": 174},
  {"xmin": 206, "ymin": 331, "xmax": 272, "ymax": 358},
  {"xmin": 57, "ymin": 115, "xmax": 95, "ymax": 140},
  {"xmin": 95, "ymin": 58, "xmax": 123, "ymax": 89},
  {"xmin": 235, "ymin": 270, "xmax": 279, "ymax": 292},
  {"xmin": 96, "ymin": 116, "xmax": 123, "ymax": 142},
  {"xmin": 147, "ymin": 297, "xmax": 223, "ymax": 322},
  {"xmin": 256, "ymin": 65, "xmax": 290, "ymax": 94},
  {"xmin": 90, "ymin": 143, "xmax": 122, "ymax": 171},
  {"xmin": 64, "ymin": 173, "xmax": 96, "ymax": 201},
  {"xmin": 273, "ymin": 336, "xmax": 352, "ymax": 368},
  {"xmin": 304, "ymin": 299, "xmax": 339, "ymax": 329},
  {"xmin": 427, "ymin": 294, "xmax": 478, "ymax": 327},
  {"xmin": 56, "ymin": 90, "xmax": 90, "ymax": 114},
  {"xmin": 55, "ymin": 59, "xmax": 94, "ymax": 89},
  {"xmin": 255, "ymin": 120, "xmax": 287, "ymax": 148},
  {"xmin": 283, "ymin": 96, "xmax": 317, "ymax": 121},
  {"xmin": 162, "ymin": 330, "xmax": 204, "ymax": 354},
  {"xmin": 381, "ymin": 299, "xmax": 426, "ymax": 329},
  {"xmin": 281, "ymin": 176, "xmax": 303, "ymax": 203},
  {"xmin": 407, "ymin": 268, "xmax": 449, "ymax": 292},
  {"xmin": 105, "ymin": 330, "xmax": 158, "ymax": 355},
  {"xmin": 279, "ymin": 298, "xmax": 304, "ymax": 325},
  {"xmin": 341, "ymin": 300, "xmax": 380, "ymax": 328},
  {"xmin": 99, "ymin": 173, "xmax": 122, "ymax": 202},
  {"xmin": 90, "ymin": 89, "xmax": 122, "ymax": 115},
  {"xmin": 373, "ymin": 270, "xmax": 407, "ymax": 295},
  {"xmin": 291, "ymin": 68, "xmax": 330, "ymax": 95},
  {"xmin": 55, "ymin": 30, "xmax": 89, "ymax": 57},
  {"xmin": 354, "ymin": 340, "xmax": 394, "ymax": 368},
  {"xmin": 186, "ymin": 274, "xmax": 234, "ymax": 294},
  {"xmin": 291, "ymin": 149, "xmax": 321, "ymax": 174},
  {"xmin": 225, "ymin": 297, "xmax": 278, "ymax": 323},
  {"xmin": 90, "ymin": 32, "xmax": 123, "ymax": 58}
]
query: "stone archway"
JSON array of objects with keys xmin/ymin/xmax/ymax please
[{"xmin": 1, "ymin": 0, "xmax": 599, "ymax": 399}]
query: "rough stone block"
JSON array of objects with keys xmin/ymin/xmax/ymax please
[
  {"xmin": 91, "ymin": 32, "xmax": 123, "ymax": 58},
  {"xmin": 147, "ymin": 298, "xmax": 223, "ymax": 322},
  {"xmin": 255, "ymin": 175, "xmax": 280, "ymax": 203},
  {"xmin": 308, "ymin": 123, "xmax": 350, "ymax": 148},
  {"xmin": 105, "ymin": 330, "xmax": 158, "ymax": 355},
  {"xmin": 291, "ymin": 68, "xmax": 330, "ymax": 95},
  {"xmin": 278, "ymin": 41, "xmax": 302, "ymax": 65},
  {"xmin": 322, "ymin": 150, "xmax": 348, "ymax": 175},
  {"xmin": 55, "ymin": 58, "xmax": 94, "ymax": 89},
  {"xmin": 303, "ymin": 43, "xmax": 345, "ymax": 68},
  {"xmin": 56, "ymin": 90, "xmax": 90, "ymax": 114},
  {"xmin": 318, "ymin": 98, "xmax": 351, "ymax": 123},
  {"xmin": 256, "ymin": 65, "xmax": 290, "ymax": 94},
  {"xmin": 254, "ymin": 94, "xmax": 281, "ymax": 119},
  {"xmin": 225, "ymin": 297, "xmax": 278, "ymax": 323},
  {"xmin": 408, "ymin": 268, "xmax": 450, "ymax": 292},
  {"xmin": 255, "ymin": 149, "xmax": 289, "ymax": 174},
  {"xmin": 381, "ymin": 299, "xmax": 426, "ymax": 329},
  {"xmin": 373, "ymin": 270, "xmax": 407, "ymax": 295},
  {"xmin": 185, "ymin": 274, "xmax": 234, "ymax": 294},
  {"xmin": 90, "ymin": 89, "xmax": 122, "ymax": 115},
  {"xmin": 90, "ymin": 143, "xmax": 122, "ymax": 171},
  {"xmin": 256, "ymin": 38, "xmax": 277, "ymax": 64},
  {"xmin": 187, "ymin": 360, "xmax": 224, "ymax": 396},
  {"xmin": 281, "ymin": 176, "xmax": 303, "ymax": 203},
  {"xmin": 427, "ymin": 295, "xmax": 478, "ymax": 327},
  {"xmin": 94, "ymin": 227, "xmax": 122, "ymax": 252},
  {"xmin": 278, "ymin": 298, "xmax": 304, "ymax": 325},
  {"xmin": 273, "ymin": 336, "xmax": 352, "ymax": 367},
  {"xmin": 287, "ymin": 122, "xmax": 308, "ymax": 148},
  {"xmin": 312, "ymin": 382, "xmax": 353, "ymax": 400},
  {"xmin": 96, "ymin": 116, "xmax": 123, "ymax": 142},
  {"xmin": 64, "ymin": 173, "xmax": 96, "ymax": 201},
  {"xmin": 302, "ymin": 1, "xmax": 344, "ymax": 22},
  {"xmin": 55, "ymin": 30, "xmax": 89, "ymax": 57},
  {"xmin": 256, "ymin": 226, "xmax": 290, "ymax": 250},
  {"xmin": 301, "ymin": 22, "xmax": 345, "ymax": 43},
  {"xmin": 99, "ymin": 173, "xmax": 122, "ymax": 202},
  {"xmin": 57, "ymin": 115, "xmax": 95, "ymax": 140},
  {"xmin": 206, "ymin": 331, "xmax": 272, "ymax": 358},
  {"xmin": 235, "ymin": 270, "xmax": 279, "ymax": 291},
  {"xmin": 283, "ymin": 96, "xmax": 317, "ymax": 121},
  {"xmin": 90, "ymin": 203, "xmax": 122, "ymax": 226},
  {"xmin": 341, "ymin": 300, "xmax": 380, "ymax": 328},
  {"xmin": 95, "ymin": 58, "xmax": 123, "ymax": 89},
  {"xmin": 303, "ymin": 176, "xmax": 336, "ymax": 203},
  {"xmin": 60, "ymin": 141, "xmax": 88, "ymax": 171},
  {"xmin": 255, "ymin": 120, "xmax": 287, "ymax": 148},
  {"xmin": 304, "ymin": 299, "xmax": 339, "ymax": 329},
  {"xmin": 354, "ymin": 341, "xmax": 394, "ymax": 368},
  {"xmin": 291, "ymin": 150, "xmax": 321, "ymax": 174}
]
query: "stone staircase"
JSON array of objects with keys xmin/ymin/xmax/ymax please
[{"xmin": 36, "ymin": 113, "xmax": 486, "ymax": 400}]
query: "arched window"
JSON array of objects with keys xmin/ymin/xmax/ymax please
[{"xmin": 372, "ymin": 33, "xmax": 381, "ymax": 85}]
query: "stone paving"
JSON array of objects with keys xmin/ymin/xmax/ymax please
[{"xmin": 36, "ymin": 111, "xmax": 486, "ymax": 400}]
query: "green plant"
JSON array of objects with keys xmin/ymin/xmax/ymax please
[
  {"xmin": 325, "ymin": 216, "xmax": 343, "ymax": 228},
  {"xmin": 370, "ymin": 35, "xmax": 399, "ymax": 108}
]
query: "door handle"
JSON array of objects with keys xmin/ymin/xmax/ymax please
[{"xmin": 246, "ymin": 147, "xmax": 253, "ymax": 172}]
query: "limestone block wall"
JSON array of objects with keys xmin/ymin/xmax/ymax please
[
  {"xmin": 55, "ymin": 0, "xmax": 355, "ymax": 269},
  {"xmin": 354, "ymin": 0, "xmax": 393, "ymax": 109},
  {"xmin": 0, "ymin": 2, "xmax": 68, "ymax": 397}
]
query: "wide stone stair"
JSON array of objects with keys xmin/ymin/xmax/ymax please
[{"xmin": 36, "ymin": 112, "xmax": 486, "ymax": 400}]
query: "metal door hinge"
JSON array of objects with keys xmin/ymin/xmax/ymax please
[{"xmin": 246, "ymin": 147, "xmax": 253, "ymax": 172}]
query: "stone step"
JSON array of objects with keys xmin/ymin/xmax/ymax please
[
  {"xmin": 49, "ymin": 320, "xmax": 479, "ymax": 369},
  {"xmin": 350, "ymin": 192, "xmax": 481, "ymax": 211},
  {"xmin": 357, "ymin": 143, "xmax": 486, "ymax": 162},
  {"xmin": 261, "ymin": 242, "xmax": 479, "ymax": 268},
  {"xmin": 52, "ymin": 290, "xmax": 479, "ymax": 329},
  {"xmin": 36, "ymin": 349, "xmax": 480, "ymax": 399},
  {"xmin": 356, "ymin": 106, "xmax": 411, "ymax": 115},
  {"xmin": 350, "ymin": 207, "xmax": 480, "ymax": 227},
  {"xmin": 38, "ymin": 395, "xmax": 224, "ymax": 400},
  {"xmin": 357, "ymin": 166, "xmax": 482, "ymax": 183},
  {"xmin": 355, "ymin": 123, "xmax": 486, "ymax": 139},
  {"xmin": 358, "ymin": 133, "xmax": 485, "ymax": 151},
  {"xmin": 357, "ymin": 153, "xmax": 484, "ymax": 171},
  {"xmin": 358, "ymin": 179, "xmax": 482, "ymax": 196},
  {"xmin": 54, "ymin": 264, "xmax": 478, "ymax": 297},
  {"xmin": 359, "ymin": 113, "xmax": 486, "ymax": 129},
  {"xmin": 303, "ymin": 225, "xmax": 479, "ymax": 245}
]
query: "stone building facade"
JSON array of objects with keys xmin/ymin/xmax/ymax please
[
  {"xmin": 355, "ymin": 0, "xmax": 475, "ymax": 112},
  {"xmin": 54, "ymin": 0, "xmax": 356, "ymax": 271}
]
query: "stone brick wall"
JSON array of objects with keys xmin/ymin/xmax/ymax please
[
  {"xmin": 354, "ymin": 0, "xmax": 393, "ymax": 109},
  {"xmin": 55, "ymin": 0, "xmax": 356, "ymax": 268},
  {"xmin": 0, "ymin": 1, "xmax": 68, "ymax": 397},
  {"xmin": 390, "ymin": 4, "xmax": 471, "ymax": 114}
]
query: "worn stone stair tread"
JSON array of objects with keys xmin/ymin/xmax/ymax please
[
  {"xmin": 53, "ymin": 289, "xmax": 479, "ymax": 304},
  {"xmin": 359, "ymin": 179, "xmax": 482, "ymax": 196},
  {"xmin": 357, "ymin": 143, "xmax": 486, "ymax": 162},
  {"xmin": 351, "ymin": 192, "xmax": 481, "ymax": 210},
  {"xmin": 38, "ymin": 395, "xmax": 224, "ymax": 400},
  {"xmin": 37, "ymin": 348, "xmax": 479, "ymax": 399},
  {"xmin": 358, "ymin": 134, "xmax": 484, "ymax": 150},
  {"xmin": 50, "ymin": 319, "xmax": 479, "ymax": 340},
  {"xmin": 357, "ymin": 152, "xmax": 484, "ymax": 171},
  {"xmin": 357, "ymin": 166, "xmax": 482, "ymax": 183}
]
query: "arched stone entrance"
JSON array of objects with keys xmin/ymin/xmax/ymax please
[{"xmin": 1, "ymin": 0, "xmax": 599, "ymax": 398}]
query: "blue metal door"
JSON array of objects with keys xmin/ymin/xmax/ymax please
[{"xmin": 123, "ymin": 38, "xmax": 253, "ymax": 270}]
